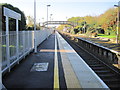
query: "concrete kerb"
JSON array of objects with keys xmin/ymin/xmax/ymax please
[{"xmin": 77, "ymin": 37, "xmax": 120, "ymax": 69}]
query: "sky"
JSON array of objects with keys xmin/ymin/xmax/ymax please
[{"xmin": 0, "ymin": 0, "xmax": 119, "ymax": 23}]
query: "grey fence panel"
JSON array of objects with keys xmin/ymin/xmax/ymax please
[
  {"xmin": 9, "ymin": 31, "xmax": 17, "ymax": 64},
  {"xmin": 19, "ymin": 31, "xmax": 24, "ymax": 57},
  {"xmin": 2, "ymin": 29, "xmax": 53, "ymax": 73},
  {"xmin": 2, "ymin": 32, "xmax": 7, "ymax": 71}
]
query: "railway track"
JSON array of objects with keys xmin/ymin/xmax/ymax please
[{"xmin": 60, "ymin": 33, "xmax": 120, "ymax": 89}]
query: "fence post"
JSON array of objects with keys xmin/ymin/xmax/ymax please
[
  {"xmin": 16, "ymin": 19, "xmax": 19, "ymax": 64},
  {"xmin": 23, "ymin": 31, "xmax": 25, "ymax": 56},
  {"xmin": 28, "ymin": 31, "xmax": 30, "ymax": 51},
  {"xmin": 29, "ymin": 31, "xmax": 31, "ymax": 49},
  {"xmin": 0, "ymin": 5, "xmax": 2, "ymax": 89},
  {"xmin": 6, "ymin": 16, "xmax": 10, "ymax": 72},
  {"xmin": 32, "ymin": 31, "xmax": 34, "ymax": 49}
]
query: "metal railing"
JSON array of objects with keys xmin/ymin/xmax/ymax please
[{"xmin": 1, "ymin": 29, "xmax": 53, "ymax": 73}]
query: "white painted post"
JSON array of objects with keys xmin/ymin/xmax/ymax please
[
  {"xmin": 6, "ymin": 16, "xmax": 10, "ymax": 72},
  {"xmin": 47, "ymin": 6, "xmax": 48, "ymax": 39},
  {"xmin": 28, "ymin": 31, "xmax": 30, "ymax": 50},
  {"xmin": 32, "ymin": 31, "xmax": 34, "ymax": 49},
  {"xmin": 23, "ymin": 31, "xmax": 26, "ymax": 57},
  {"xmin": 34, "ymin": 0, "xmax": 37, "ymax": 53},
  {"xmin": 0, "ymin": 5, "xmax": 2, "ymax": 89},
  {"xmin": 16, "ymin": 19, "xmax": 19, "ymax": 64}
]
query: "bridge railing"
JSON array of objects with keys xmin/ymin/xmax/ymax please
[
  {"xmin": 1, "ymin": 29, "xmax": 53, "ymax": 74},
  {"xmin": 43, "ymin": 21, "xmax": 76, "ymax": 26}
]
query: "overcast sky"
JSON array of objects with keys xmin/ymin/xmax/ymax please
[{"xmin": 0, "ymin": 0, "xmax": 119, "ymax": 23}]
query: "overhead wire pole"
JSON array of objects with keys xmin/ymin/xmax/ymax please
[{"xmin": 34, "ymin": 0, "xmax": 37, "ymax": 53}]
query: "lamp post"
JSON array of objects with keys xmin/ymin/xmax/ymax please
[
  {"xmin": 50, "ymin": 14, "xmax": 53, "ymax": 21},
  {"xmin": 114, "ymin": 1, "xmax": 120, "ymax": 44},
  {"xmin": 47, "ymin": 5, "xmax": 51, "ymax": 39},
  {"xmin": 34, "ymin": 0, "xmax": 37, "ymax": 53},
  {"xmin": 47, "ymin": 5, "xmax": 51, "ymax": 28},
  {"xmin": 39, "ymin": 19, "xmax": 41, "ymax": 30},
  {"xmin": 66, "ymin": 17, "xmax": 68, "ymax": 21},
  {"xmin": 42, "ymin": 17, "xmax": 44, "ymax": 27}
]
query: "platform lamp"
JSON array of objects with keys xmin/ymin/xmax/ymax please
[
  {"xmin": 114, "ymin": 1, "xmax": 120, "ymax": 44},
  {"xmin": 50, "ymin": 14, "xmax": 53, "ymax": 21},
  {"xmin": 47, "ymin": 5, "xmax": 51, "ymax": 39},
  {"xmin": 47, "ymin": 5, "xmax": 51, "ymax": 28},
  {"xmin": 34, "ymin": 0, "xmax": 37, "ymax": 53}
]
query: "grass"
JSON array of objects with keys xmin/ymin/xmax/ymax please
[{"xmin": 98, "ymin": 34, "xmax": 116, "ymax": 38}]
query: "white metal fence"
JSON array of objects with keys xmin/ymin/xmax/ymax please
[{"xmin": 1, "ymin": 29, "xmax": 53, "ymax": 73}]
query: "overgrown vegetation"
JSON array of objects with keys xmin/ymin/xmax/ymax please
[
  {"xmin": 26, "ymin": 16, "xmax": 41, "ymax": 30},
  {"xmin": 57, "ymin": 7, "xmax": 117, "ymax": 38}
]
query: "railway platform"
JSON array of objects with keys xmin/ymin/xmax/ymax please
[{"xmin": 2, "ymin": 32, "xmax": 109, "ymax": 89}]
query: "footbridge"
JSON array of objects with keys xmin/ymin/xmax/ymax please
[{"xmin": 43, "ymin": 21, "xmax": 77, "ymax": 26}]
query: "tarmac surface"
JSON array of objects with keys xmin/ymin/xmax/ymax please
[{"xmin": 3, "ymin": 34, "xmax": 67, "ymax": 89}]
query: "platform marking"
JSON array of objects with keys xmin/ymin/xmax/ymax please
[
  {"xmin": 30, "ymin": 63, "xmax": 49, "ymax": 72},
  {"xmin": 57, "ymin": 32, "xmax": 81, "ymax": 88},
  {"xmin": 54, "ymin": 33, "xmax": 59, "ymax": 89}
]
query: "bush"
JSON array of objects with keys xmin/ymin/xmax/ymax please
[
  {"xmin": 92, "ymin": 32, "xmax": 98, "ymax": 37},
  {"xmin": 70, "ymin": 29, "xmax": 75, "ymax": 34},
  {"xmin": 26, "ymin": 27, "xmax": 34, "ymax": 30},
  {"xmin": 96, "ymin": 28, "xmax": 105, "ymax": 34},
  {"xmin": 86, "ymin": 28, "xmax": 98, "ymax": 37},
  {"xmin": 74, "ymin": 28, "xmax": 79, "ymax": 34}
]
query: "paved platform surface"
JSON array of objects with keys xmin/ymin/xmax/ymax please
[
  {"xmin": 3, "ymin": 34, "xmax": 66, "ymax": 89},
  {"xmin": 2, "ymin": 32, "xmax": 109, "ymax": 89},
  {"xmin": 57, "ymin": 32, "xmax": 109, "ymax": 89}
]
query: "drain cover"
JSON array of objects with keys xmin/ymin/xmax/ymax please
[{"xmin": 31, "ymin": 63, "xmax": 49, "ymax": 72}]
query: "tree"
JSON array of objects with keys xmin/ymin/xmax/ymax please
[
  {"xmin": 97, "ymin": 8, "xmax": 117, "ymax": 34},
  {"xmin": 26, "ymin": 16, "xmax": 34, "ymax": 30},
  {"xmin": 1, "ymin": 3, "xmax": 26, "ymax": 31},
  {"xmin": 58, "ymin": 7, "xmax": 117, "ymax": 35}
]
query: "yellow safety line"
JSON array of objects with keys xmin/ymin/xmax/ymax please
[{"xmin": 54, "ymin": 33, "xmax": 59, "ymax": 89}]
